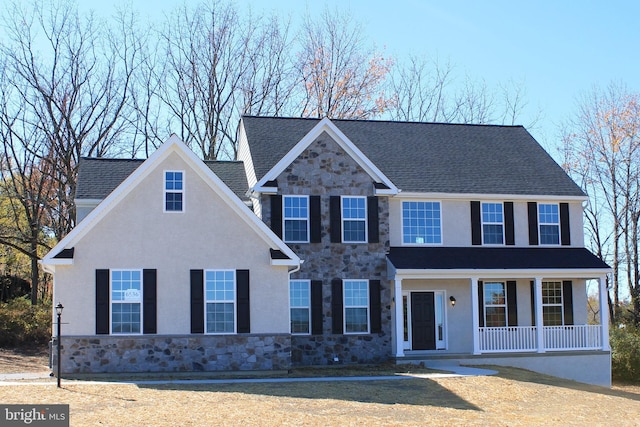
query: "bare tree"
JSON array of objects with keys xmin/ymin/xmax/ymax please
[
  {"xmin": 387, "ymin": 55, "xmax": 454, "ymax": 122},
  {"xmin": 561, "ymin": 82, "xmax": 640, "ymax": 325},
  {"xmin": 296, "ymin": 8, "xmax": 393, "ymax": 119}
]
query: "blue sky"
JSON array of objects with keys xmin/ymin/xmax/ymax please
[{"xmin": 82, "ymin": 0, "xmax": 640, "ymax": 148}]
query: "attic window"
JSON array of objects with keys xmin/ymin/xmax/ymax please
[{"xmin": 164, "ymin": 171, "xmax": 184, "ymax": 212}]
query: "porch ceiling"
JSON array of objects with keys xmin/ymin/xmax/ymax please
[{"xmin": 387, "ymin": 247, "xmax": 610, "ymax": 271}]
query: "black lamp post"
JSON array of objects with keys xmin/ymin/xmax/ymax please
[{"xmin": 55, "ymin": 303, "xmax": 64, "ymax": 388}]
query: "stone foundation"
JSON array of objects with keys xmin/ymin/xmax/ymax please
[
  {"xmin": 291, "ymin": 334, "xmax": 391, "ymax": 366},
  {"xmin": 54, "ymin": 334, "xmax": 291, "ymax": 374}
]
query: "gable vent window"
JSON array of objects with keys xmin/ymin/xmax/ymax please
[{"xmin": 164, "ymin": 171, "xmax": 184, "ymax": 212}]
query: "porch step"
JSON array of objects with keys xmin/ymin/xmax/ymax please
[{"xmin": 398, "ymin": 357, "xmax": 498, "ymax": 377}]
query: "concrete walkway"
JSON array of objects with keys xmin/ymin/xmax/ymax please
[{"xmin": 0, "ymin": 365, "xmax": 497, "ymax": 386}]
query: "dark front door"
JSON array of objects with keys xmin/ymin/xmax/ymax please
[{"xmin": 411, "ymin": 292, "xmax": 436, "ymax": 350}]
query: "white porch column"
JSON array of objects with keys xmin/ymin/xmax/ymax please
[
  {"xmin": 470, "ymin": 277, "xmax": 480, "ymax": 355},
  {"xmin": 534, "ymin": 277, "xmax": 545, "ymax": 353},
  {"xmin": 393, "ymin": 278, "xmax": 405, "ymax": 358},
  {"xmin": 599, "ymin": 275, "xmax": 611, "ymax": 351}
]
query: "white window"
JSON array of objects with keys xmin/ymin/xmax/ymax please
[
  {"xmin": 164, "ymin": 171, "xmax": 184, "ymax": 212},
  {"xmin": 111, "ymin": 270, "xmax": 142, "ymax": 334},
  {"xmin": 283, "ymin": 196, "xmax": 309, "ymax": 243},
  {"xmin": 205, "ymin": 270, "xmax": 236, "ymax": 334},
  {"xmin": 402, "ymin": 201, "xmax": 442, "ymax": 244},
  {"xmin": 342, "ymin": 196, "xmax": 367, "ymax": 243},
  {"xmin": 344, "ymin": 280, "xmax": 369, "ymax": 333},
  {"xmin": 482, "ymin": 202, "xmax": 504, "ymax": 245},
  {"xmin": 539, "ymin": 204, "xmax": 560, "ymax": 245},
  {"xmin": 290, "ymin": 280, "xmax": 311, "ymax": 334},
  {"xmin": 542, "ymin": 281, "xmax": 563, "ymax": 326},
  {"xmin": 484, "ymin": 282, "xmax": 506, "ymax": 327}
]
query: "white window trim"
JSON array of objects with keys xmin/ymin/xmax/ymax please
[
  {"xmin": 289, "ymin": 279, "xmax": 311, "ymax": 335},
  {"xmin": 401, "ymin": 200, "xmax": 443, "ymax": 246},
  {"xmin": 204, "ymin": 269, "xmax": 237, "ymax": 335},
  {"xmin": 343, "ymin": 279, "xmax": 370, "ymax": 334},
  {"xmin": 283, "ymin": 195, "xmax": 310, "ymax": 243},
  {"xmin": 542, "ymin": 281, "xmax": 564, "ymax": 326},
  {"xmin": 110, "ymin": 269, "xmax": 143, "ymax": 335},
  {"xmin": 481, "ymin": 202, "xmax": 505, "ymax": 246},
  {"xmin": 341, "ymin": 196, "xmax": 368, "ymax": 244},
  {"xmin": 538, "ymin": 203, "xmax": 561, "ymax": 246},
  {"xmin": 163, "ymin": 170, "xmax": 185, "ymax": 213},
  {"xmin": 483, "ymin": 281, "xmax": 508, "ymax": 327}
]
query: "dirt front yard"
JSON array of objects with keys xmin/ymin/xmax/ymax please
[{"xmin": 1, "ymin": 348, "xmax": 639, "ymax": 426}]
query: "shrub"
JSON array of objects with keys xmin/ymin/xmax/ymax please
[
  {"xmin": 0, "ymin": 296, "xmax": 51, "ymax": 347},
  {"xmin": 610, "ymin": 325, "xmax": 640, "ymax": 382}
]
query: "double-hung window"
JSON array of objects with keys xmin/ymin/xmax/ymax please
[
  {"xmin": 402, "ymin": 201, "xmax": 442, "ymax": 244},
  {"xmin": 483, "ymin": 282, "xmax": 507, "ymax": 327},
  {"xmin": 111, "ymin": 270, "xmax": 142, "ymax": 334},
  {"xmin": 283, "ymin": 196, "xmax": 309, "ymax": 242},
  {"xmin": 290, "ymin": 280, "xmax": 311, "ymax": 334},
  {"xmin": 205, "ymin": 270, "xmax": 236, "ymax": 334},
  {"xmin": 164, "ymin": 171, "xmax": 184, "ymax": 212},
  {"xmin": 482, "ymin": 202, "xmax": 504, "ymax": 244},
  {"xmin": 344, "ymin": 280, "xmax": 369, "ymax": 333},
  {"xmin": 538, "ymin": 204, "xmax": 560, "ymax": 245},
  {"xmin": 342, "ymin": 196, "xmax": 367, "ymax": 243},
  {"xmin": 542, "ymin": 281, "xmax": 563, "ymax": 325}
]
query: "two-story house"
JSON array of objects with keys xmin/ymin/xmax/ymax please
[{"xmin": 41, "ymin": 116, "xmax": 612, "ymax": 386}]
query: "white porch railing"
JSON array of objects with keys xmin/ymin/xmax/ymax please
[
  {"xmin": 479, "ymin": 325, "xmax": 602, "ymax": 353},
  {"xmin": 479, "ymin": 326, "xmax": 537, "ymax": 352},
  {"xmin": 544, "ymin": 325, "xmax": 602, "ymax": 350}
]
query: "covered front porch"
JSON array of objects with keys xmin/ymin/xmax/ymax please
[{"xmin": 387, "ymin": 247, "xmax": 612, "ymax": 358}]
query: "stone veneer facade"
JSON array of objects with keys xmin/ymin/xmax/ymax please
[
  {"xmin": 260, "ymin": 132, "xmax": 393, "ymax": 366},
  {"xmin": 55, "ymin": 335, "xmax": 290, "ymax": 374}
]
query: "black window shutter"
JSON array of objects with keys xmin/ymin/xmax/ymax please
[
  {"xmin": 528, "ymin": 202, "xmax": 539, "ymax": 245},
  {"xmin": 369, "ymin": 280, "xmax": 382, "ymax": 333},
  {"xmin": 237, "ymin": 270, "xmax": 250, "ymax": 333},
  {"xmin": 560, "ymin": 203, "xmax": 571, "ymax": 245},
  {"xmin": 190, "ymin": 270, "xmax": 204, "ymax": 334},
  {"xmin": 504, "ymin": 202, "xmax": 515, "ymax": 245},
  {"xmin": 507, "ymin": 281, "xmax": 518, "ymax": 326},
  {"xmin": 330, "ymin": 196, "xmax": 342, "ymax": 243},
  {"xmin": 270, "ymin": 195, "xmax": 283, "ymax": 238},
  {"xmin": 331, "ymin": 278, "xmax": 343, "ymax": 334},
  {"xmin": 95, "ymin": 269, "xmax": 110, "ymax": 335},
  {"xmin": 367, "ymin": 196, "xmax": 379, "ymax": 243},
  {"xmin": 311, "ymin": 280, "xmax": 323, "ymax": 335},
  {"xmin": 562, "ymin": 280, "xmax": 574, "ymax": 325},
  {"xmin": 530, "ymin": 281, "xmax": 536, "ymax": 326},
  {"xmin": 143, "ymin": 269, "xmax": 157, "ymax": 334},
  {"xmin": 478, "ymin": 281, "xmax": 484, "ymax": 327},
  {"xmin": 310, "ymin": 195, "xmax": 321, "ymax": 243},
  {"xmin": 471, "ymin": 201, "xmax": 481, "ymax": 245}
]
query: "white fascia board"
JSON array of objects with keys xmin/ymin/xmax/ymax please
[
  {"xmin": 252, "ymin": 118, "xmax": 398, "ymax": 194},
  {"xmin": 391, "ymin": 268, "xmax": 611, "ymax": 280},
  {"xmin": 395, "ymin": 192, "xmax": 588, "ymax": 202},
  {"xmin": 42, "ymin": 134, "xmax": 300, "ymax": 267},
  {"xmin": 270, "ymin": 258, "xmax": 300, "ymax": 267}
]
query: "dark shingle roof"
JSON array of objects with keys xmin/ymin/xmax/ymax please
[
  {"xmin": 241, "ymin": 116, "xmax": 585, "ymax": 197},
  {"xmin": 76, "ymin": 158, "xmax": 249, "ymax": 202},
  {"xmin": 76, "ymin": 158, "xmax": 143, "ymax": 199},
  {"xmin": 387, "ymin": 247, "xmax": 610, "ymax": 270}
]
